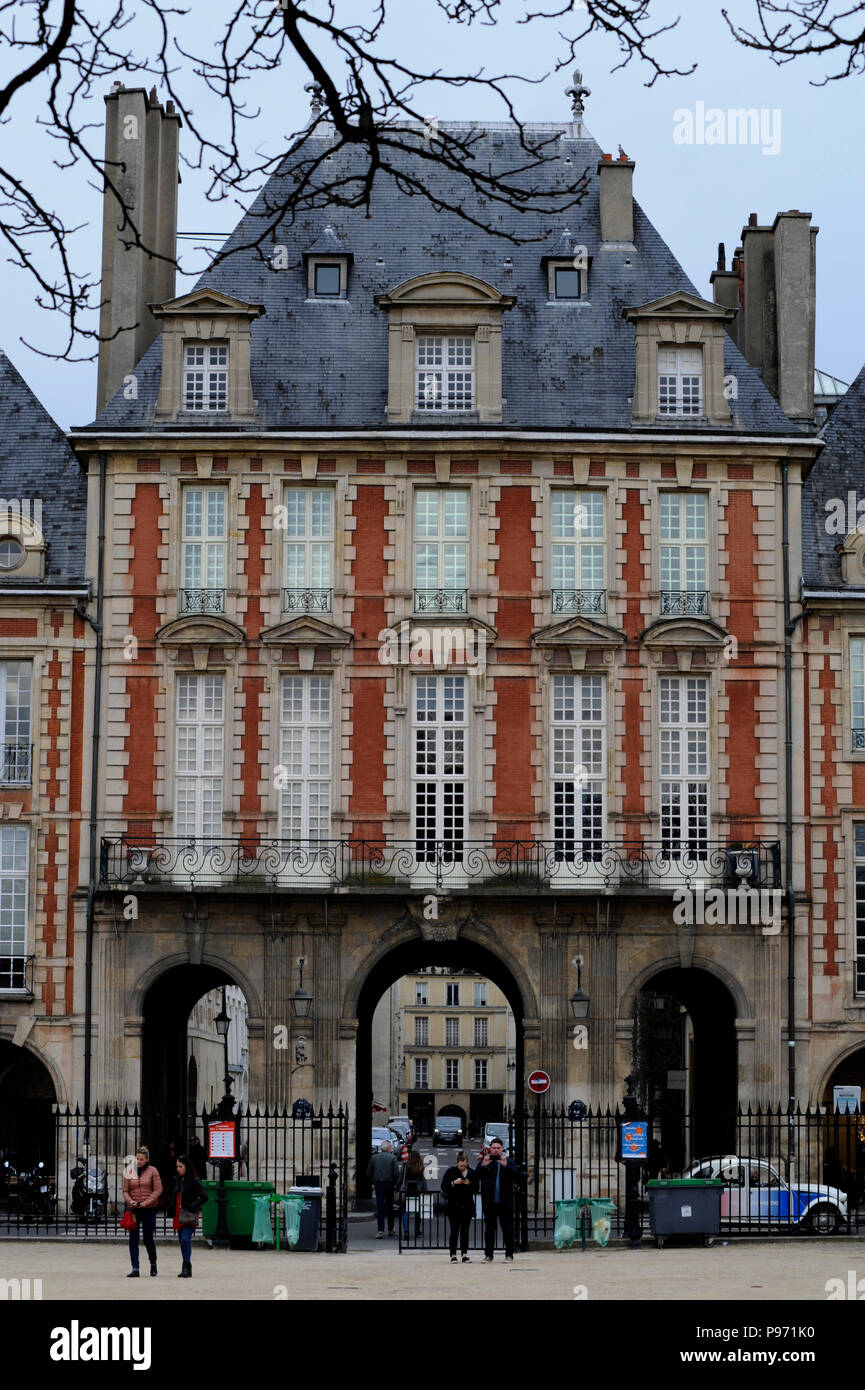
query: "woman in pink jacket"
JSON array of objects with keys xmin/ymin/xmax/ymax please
[{"xmin": 123, "ymin": 1145, "xmax": 163, "ymax": 1277}]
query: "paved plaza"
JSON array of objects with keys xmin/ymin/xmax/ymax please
[{"xmin": 3, "ymin": 1238, "xmax": 864, "ymax": 1301}]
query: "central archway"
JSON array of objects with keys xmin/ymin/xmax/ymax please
[{"xmin": 355, "ymin": 937, "xmax": 527, "ymax": 1199}]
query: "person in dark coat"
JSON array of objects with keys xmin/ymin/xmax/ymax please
[
  {"xmin": 474, "ymin": 1137, "xmax": 521, "ymax": 1261},
  {"xmin": 188, "ymin": 1137, "xmax": 208, "ymax": 1183},
  {"xmin": 441, "ymin": 1150, "xmax": 477, "ymax": 1262},
  {"xmin": 167, "ymin": 1155, "xmax": 207, "ymax": 1278},
  {"xmin": 399, "ymin": 1149, "xmax": 428, "ymax": 1241},
  {"xmin": 366, "ymin": 1142, "xmax": 400, "ymax": 1238}
]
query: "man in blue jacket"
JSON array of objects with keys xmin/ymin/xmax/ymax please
[{"xmin": 474, "ymin": 1137, "xmax": 520, "ymax": 1261}]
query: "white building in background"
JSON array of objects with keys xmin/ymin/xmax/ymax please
[{"xmin": 187, "ymin": 986, "xmax": 249, "ymax": 1113}]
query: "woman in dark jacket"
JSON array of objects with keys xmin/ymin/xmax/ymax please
[
  {"xmin": 441, "ymin": 1151, "xmax": 477, "ymax": 1263},
  {"xmin": 399, "ymin": 1150, "xmax": 428, "ymax": 1241},
  {"xmin": 167, "ymin": 1155, "xmax": 207, "ymax": 1279}
]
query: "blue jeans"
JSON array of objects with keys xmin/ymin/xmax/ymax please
[
  {"xmin": 128, "ymin": 1210, "xmax": 156, "ymax": 1270},
  {"xmin": 177, "ymin": 1225, "xmax": 192, "ymax": 1265},
  {"xmin": 374, "ymin": 1184, "xmax": 394, "ymax": 1234}
]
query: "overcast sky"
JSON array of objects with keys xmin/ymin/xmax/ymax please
[{"xmin": 3, "ymin": 0, "xmax": 863, "ymax": 429}]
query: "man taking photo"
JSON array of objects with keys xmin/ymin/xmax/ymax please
[{"xmin": 474, "ymin": 1137, "xmax": 521, "ymax": 1262}]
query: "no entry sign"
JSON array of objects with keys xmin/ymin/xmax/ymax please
[{"xmin": 528, "ymin": 1069, "xmax": 551, "ymax": 1094}]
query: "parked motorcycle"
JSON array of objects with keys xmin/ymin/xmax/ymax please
[
  {"xmin": 19, "ymin": 1161, "xmax": 57, "ymax": 1218},
  {"xmin": 70, "ymin": 1155, "xmax": 107, "ymax": 1221}
]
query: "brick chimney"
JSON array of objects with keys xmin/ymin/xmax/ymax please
[
  {"xmin": 96, "ymin": 85, "xmax": 181, "ymax": 414},
  {"xmin": 597, "ymin": 152, "xmax": 635, "ymax": 244},
  {"xmin": 710, "ymin": 210, "xmax": 816, "ymax": 421}
]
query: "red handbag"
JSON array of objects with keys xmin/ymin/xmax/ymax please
[{"xmin": 120, "ymin": 1209, "xmax": 137, "ymax": 1231}]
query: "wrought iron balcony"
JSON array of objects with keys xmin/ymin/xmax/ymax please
[
  {"xmin": 99, "ymin": 835, "xmax": 781, "ymax": 894},
  {"xmin": 414, "ymin": 588, "xmax": 468, "ymax": 614},
  {"xmin": 0, "ymin": 953, "xmax": 34, "ymax": 993},
  {"xmin": 0, "ymin": 740, "xmax": 31, "ymax": 786},
  {"xmin": 660, "ymin": 589, "xmax": 709, "ymax": 616},
  {"xmin": 180, "ymin": 588, "xmax": 226, "ymax": 615},
  {"xmin": 552, "ymin": 589, "xmax": 606, "ymax": 615},
  {"xmin": 853, "ymin": 728, "xmax": 865, "ymax": 752},
  {"xmin": 282, "ymin": 587, "xmax": 333, "ymax": 613}
]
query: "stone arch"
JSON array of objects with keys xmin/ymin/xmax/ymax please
[
  {"xmin": 0, "ymin": 1028, "xmax": 67, "ymax": 1107},
  {"xmin": 128, "ymin": 949, "xmax": 264, "ymax": 1024},
  {"xmin": 618, "ymin": 951, "xmax": 752, "ymax": 1023},
  {"xmin": 342, "ymin": 913, "xmax": 539, "ymax": 1024},
  {"xmin": 811, "ymin": 1037, "xmax": 865, "ymax": 1108}
]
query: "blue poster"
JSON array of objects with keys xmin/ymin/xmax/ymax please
[{"xmin": 621, "ymin": 1120, "xmax": 648, "ymax": 1161}]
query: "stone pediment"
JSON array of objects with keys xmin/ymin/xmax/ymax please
[
  {"xmin": 533, "ymin": 613, "xmax": 626, "ymax": 649},
  {"xmin": 259, "ymin": 615, "xmax": 352, "ymax": 648},
  {"xmin": 641, "ymin": 616, "xmax": 729, "ymax": 667},
  {"xmin": 623, "ymin": 292, "xmax": 735, "ymax": 324},
  {"xmin": 157, "ymin": 614, "xmax": 246, "ymax": 648},
  {"xmin": 151, "ymin": 288, "xmax": 265, "ymax": 320},
  {"xmin": 376, "ymin": 272, "xmax": 515, "ymax": 310}
]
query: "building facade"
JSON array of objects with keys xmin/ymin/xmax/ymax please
[{"xmin": 6, "ymin": 83, "xmax": 865, "ymax": 1182}]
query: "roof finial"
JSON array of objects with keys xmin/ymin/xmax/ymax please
[
  {"xmin": 304, "ymin": 82, "xmax": 323, "ymax": 119},
  {"xmin": 565, "ymin": 69, "xmax": 590, "ymax": 120}
]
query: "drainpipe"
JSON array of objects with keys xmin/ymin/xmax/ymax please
[
  {"xmin": 781, "ymin": 461, "xmax": 805, "ymax": 1110},
  {"xmin": 78, "ymin": 453, "xmax": 106, "ymax": 1119}
]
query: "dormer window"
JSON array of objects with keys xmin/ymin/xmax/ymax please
[
  {"xmin": 554, "ymin": 266, "xmax": 583, "ymax": 300},
  {"xmin": 376, "ymin": 272, "xmax": 514, "ymax": 425},
  {"xmin": 658, "ymin": 348, "xmax": 703, "ymax": 417},
  {"xmin": 309, "ymin": 258, "xmax": 348, "ymax": 299},
  {"xmin": 184, "ymin": 343, "xmax": 228, "ymax": 412},
  {"xmin": 416, "ymin": 336, "xmax": 474, "ymax": 412}
]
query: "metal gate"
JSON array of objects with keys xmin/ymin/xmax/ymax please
[{"xmin": 0, "ymin": 1102, "xmax": 350, "ymax": 1250}]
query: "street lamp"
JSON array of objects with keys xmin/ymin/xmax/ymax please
[
  {"xmin": 291, "ymin": 957, "xmax": 313, "ymax": 1019},
  {"xmin": 212, "ymin": 992, "xmax": 236, "ymax": 1251},
  {"xmin": 570, "ymin": 960, "xmax": 590, "ymax": 1020}
]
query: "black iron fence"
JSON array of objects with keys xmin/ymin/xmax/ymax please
[
  {"xmin": 100, "ymin": 835, "xmax": 782, "ymax": 893},
  {"xmin": 0, "ymin": 1104, "xmax": 349, "ymax": 1250},
  {"xmin": 399, "ymin": 1104, "xmax": 865, "ymax": 1249}
]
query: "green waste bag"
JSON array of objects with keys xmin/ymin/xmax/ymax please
[
  {"xmin": 251, "ymin": 1194, "xmax": 274, "ymax": 1246},
  {"xmin": 280, "ymin": 1195, "xmax": 304, "ymax": 1249},
  {"xmin": 554, "ymin": 1200, "xmax": 580, "ymax": 1249},
  {"xmin": 587, "ymin": 1199, "xmax": 616, "ymax": 1247}
]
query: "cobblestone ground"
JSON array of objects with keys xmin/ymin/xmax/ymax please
[{"xmin": 2, "ymin": 1238, "xmax": 865, "ymax": 1301}]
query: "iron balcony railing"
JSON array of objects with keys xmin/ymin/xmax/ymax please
[
  {"xmin": 0, "ymin": 954, "xmax": 34, "ymax": 993},
  {"xmin": 0, "ymin": 740, "xmax": 31, "ymax": 786},
  {"xmin": 853, "ymin": 728, "xmax": 865, "ymax": 752},
  {"xmin": 282, "ymin": 587, "xmax": 333, "ymax": 613},
  {"xmin": 552, "ymin": 589, "xmax": 606, "ymax": 615},
  {"xmin": 413, "ymin": 588, "xmax": 468, "ymax": 614},
  {"xmin": 660, "ymin": 589, "xmax": 709, "ymax": 616},
  {"xmin": 180, "ymin": 588, "xmax": 226, "ymax": 614},
  {"xmin": 99, "ymin": 836, "xmax": 782, "ymax": 893}
]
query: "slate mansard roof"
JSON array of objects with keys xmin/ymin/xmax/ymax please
[
  {"xmin": 0, "ymin": 350, "xmax": 87, "ymax": 585},
  {"xmin": 89, "ymin": 120, "xmax": 801, "ymax": 437},
  {"xmin": 802, "ymin": 362, "xmax": 865, "ymax": 587}
]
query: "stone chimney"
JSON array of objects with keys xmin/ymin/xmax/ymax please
[
  {"xmin": 96, "ymin": 85, "xmax": 181, "ymax": 414},
  {"xmin": 710, "ymin": 210, "xmax": 816, "ymax": 421},
  {"xmin": 597, "ymin": 152, "xmax": 635, "ymax": 243},
  {"xmin": 709, "ymin": 242, "xmax": 743, "ymax": 351}
]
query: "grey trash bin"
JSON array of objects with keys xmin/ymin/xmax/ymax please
[
  {"xmin": 647, "ymin": 1179, "xmax": 723, "ymax": 1248},
  {"xmin": 287, "ymin": 1185, "xmax": 322, "ymax": 1251}
]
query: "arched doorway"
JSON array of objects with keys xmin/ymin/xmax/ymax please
[
  {"xmin": 633, "ymin": 967, "xmax": 738, "ymax": 1164},
  {"xmin": 356, "ymin": 937, "xmax": 526, "ymax": 1199},
  {"xmin": 0, "ymin": 1040, "xmax": 57, "ymax": 1168},
  {"xmin": 140, "ymin": 962, "xmax": 246, "ymax": 1126},
  {"xmin": 820, "ymin": 1047, "xmax": 865, "ymax": 1204}
]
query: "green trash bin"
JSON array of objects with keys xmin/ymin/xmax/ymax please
[{"xmin": 201, "ymin": 1181, "xmax": 275, "ymax": 1245}]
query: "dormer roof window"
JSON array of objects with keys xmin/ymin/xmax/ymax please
[
  {"xmin": 152, "ymin": 288, "xmax": 264, "ymax": 422},
  {"xmin": 303, "ymin": 225, "xmax": 353, "ymax": 300},
  {"xmin": 623, "ymin": 292, "xmax": 735, "ymax": 426}
]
